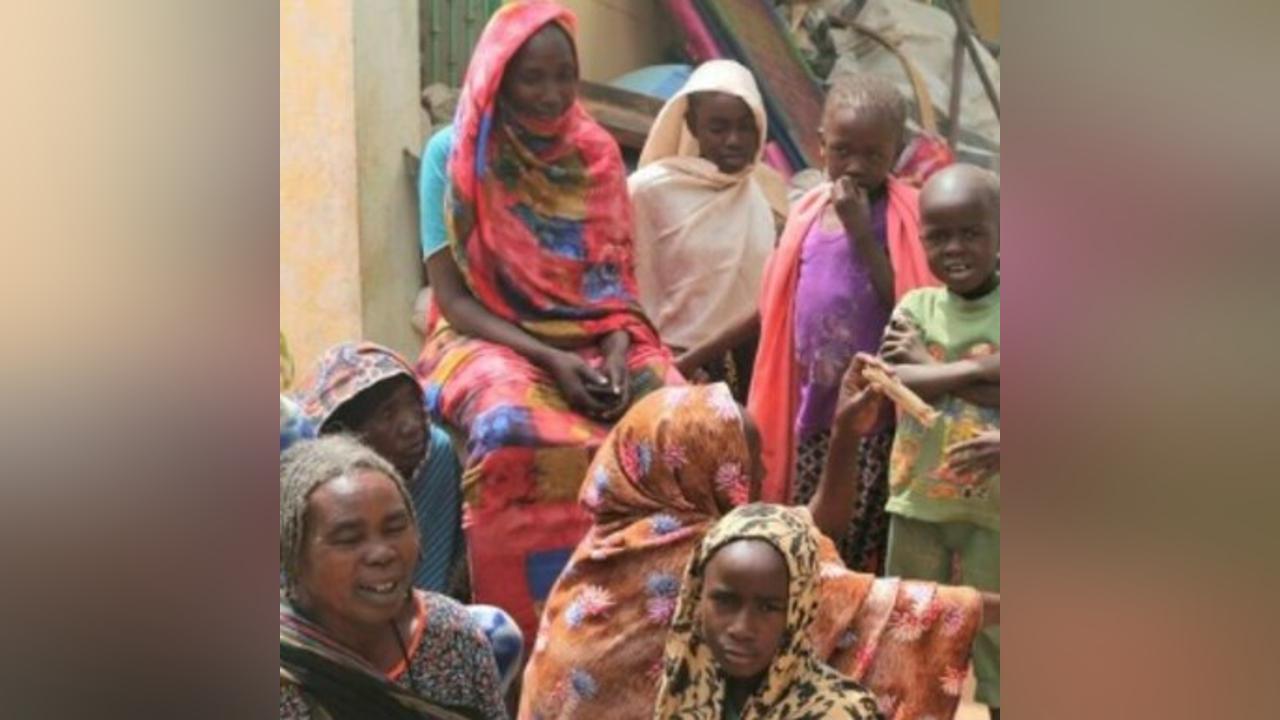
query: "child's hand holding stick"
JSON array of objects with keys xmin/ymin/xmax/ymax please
[
  {"xmin": 834, "ymin": 353, "xmax": 894, "ymax": 436},
  {"xmin": 861, "ymin": 364, "xmax": 941, "ymax": 427}
]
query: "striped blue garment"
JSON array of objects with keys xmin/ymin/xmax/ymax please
[{"xmin": 410, "ymin": 425, "xmax": 463, "ymax": 594}]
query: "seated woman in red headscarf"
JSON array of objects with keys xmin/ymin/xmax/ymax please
[{"xmin": 415, "ymin": 1, "xmax": 680, "ymax": 649}]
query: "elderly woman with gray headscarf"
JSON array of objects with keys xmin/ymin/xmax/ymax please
[{"xmin": 279, "ymin": 435, "xmax": 508, "ymax": 719}]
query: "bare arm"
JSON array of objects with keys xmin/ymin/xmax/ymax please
[
  {"xmin": 881, "ymin": 316, "xmax": 1000, "ymax": 405},
  {"xmin": 852, "ymin": 230, "xmax": 895, "ymax": 310},
  {"xmin": 427, "ymin": 252, "xmax": 557, "ymax": 365},
  {"xmin": 891, "ymin": 360, "xmax": 984, "ymax": 404},
  {"xmin": 426, "ymin": 252, "xmax": 610, "ymax": 416},
  {"xmin": 954, "ymin": 381, "xmax": 1000, "ymax": 408},
  {"xmin": 807, "ymin": 354, "xmax": 893, "ymax": 540},
  {"xmin": 833, "ymin": 177, "xmax": 895, "ymax": 308},
  {"xmin": 891, "ymin": 353, "xmax": 999, "ymax": 404},
  {"xmin": 981, "ymin": 591, "xmax": 1000, "ymax": 628},
  {"xmin": 675, "ymin": 310, "xmax": 760, "ymax": 378},
  {"xmin": 808, "ymin": 418, "xmax": 863, "ymax": 542},
  {"xmin": 946, "ymin": 429, "xmax": 1000, "ymax": 476}
]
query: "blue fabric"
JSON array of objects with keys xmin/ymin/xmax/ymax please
[
  {"xmin": 607, "ymin": 63, "xmax": 693, "ymax": 100},
  {"xmin": 279, "ymin": 396, "xmax": 315, "ymax": 452},
  {"xmin": 524, "ymin": 547, "xmax": 573, "ymax": 602},
  {"xmin": 410, "ymin": 424, "xmax": 463, "ymax": 593},
  {"xmin": 418, "ymin": 124, "xmax": 455, "ymax": 259},
  {"xmin": 464, "ymin": 604, "xmax": 525, "ymax": 692}
]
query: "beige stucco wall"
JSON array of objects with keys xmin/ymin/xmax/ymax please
[
  {"xmin": 556, "ymin": 0, "xmax": 671, "ymax": 82},
  {"xmin": 282, "ymin": 0, "xmax": 675, "ymax": 373},
  {"xmin": 353, "ymin": 1, "xmax": 425, "ymax": 363},
  {"xmin": 281, "ymin": 0, "xmax": 424, "ymax": 374},
  {"xmin": 280, "ymin": 0, "xmax": 363, "ymax": 376}
]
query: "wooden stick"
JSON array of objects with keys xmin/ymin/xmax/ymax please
[
  {"xmin": 941, "ymin": 0, "xmax": 1000, "ymax": 119},
  {"xmin": 862, "ymin": 366, "xmax": 941, "ymax": 428},
  {"xmin": 946, "ymin": 12, "xmax": 966, "ymax": 148}
]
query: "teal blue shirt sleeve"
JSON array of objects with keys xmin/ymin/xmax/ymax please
[{"xmin": 418, "ymin": 123, "xmax": 454, "ymax": 259}]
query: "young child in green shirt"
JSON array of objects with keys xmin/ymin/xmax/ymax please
[{"xmin": 880, "ymin": 163, "xmax": 1001, "ymax": 717}]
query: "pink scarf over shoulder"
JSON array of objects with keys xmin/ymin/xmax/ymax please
[{"xmin": 747, "ymin": 177, "xmax": 937, "ymax": 503}]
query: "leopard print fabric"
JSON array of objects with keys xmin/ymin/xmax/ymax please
[{"xmin": 653, "ymin": 504, "xmax": 883, "ymax": 720}]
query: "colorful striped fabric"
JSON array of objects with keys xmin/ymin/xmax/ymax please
[
  {"xmin": 443, "ymin": 0, "xmax": 660, "ymax": 348},
  {"xmin": 412, "ymin": 425, "xmax": 465, "ymax": 592},
  {"xmin": 416, "ymin": 326, "xmax": 677, "ymax": 650},
  {"xmin": 419, "ymin": 0, "xmax": 681, "ymax": 650}
]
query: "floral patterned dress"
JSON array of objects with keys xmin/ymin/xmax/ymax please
[{"xmin": 281, "ymin": 591, "xmax": 507, "ymax": 720}]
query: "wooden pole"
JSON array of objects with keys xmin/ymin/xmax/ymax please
[
  {"xmin": 941, "ymin": 0, "xmax": 1000, "ymax": 119},
  {"xmin": 946, "ymin": 15, "xmax": 965, "ymax": 148}
]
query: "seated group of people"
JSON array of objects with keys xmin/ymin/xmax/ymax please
[{"xmin": 280, "ymin": 2, "xmax": 1001, "ymax": 718}]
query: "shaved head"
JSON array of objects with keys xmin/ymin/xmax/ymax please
[
  {"xmin": 921, "ymin": 164, "xmax": 1000, "ymax": 216},
  {"xmin": 919, "ymin": 164, "xmax": 1000, "ymax": 295}
]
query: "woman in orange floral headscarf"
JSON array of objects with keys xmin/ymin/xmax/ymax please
[
  {"xmin": 416, "ymin": 0, "xmax": 680, "ymax": 650},
  {"xmin": 520, "ymin": 356, "xmax": 994, "ymax": 720}
]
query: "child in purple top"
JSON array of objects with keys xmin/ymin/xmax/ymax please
[{"xmin": 788, "ymin": 74, "xmax": 916, "ymax": 574}]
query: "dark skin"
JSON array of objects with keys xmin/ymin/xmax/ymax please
[
  {"xmin": 674, "ymin": 310, "xmax": 758, "ymax": 380},
  {"xmin": 699, "ymin": 539, "xmax": 790, "ymax": 712},
  {"xmin": 882, "ymin": 164, "xmax": 1000, "ymax": 406},
  {"xmin": 741, "ymin": 411, "xmax": 766, "ymax": 501},
  {"xmin": 881, "ymin": 317, "xmax": 1000, "ymax": 407},
  {"xmin": 702, "ymin": 535, "xmax": 1000, "ymax": 710},
  {"xmin": 426, "ymin": 23, "xmax": 633, "ymax": 421},
  {"xmin": 733, "ymin": 352, "xmax": 892, "ymax": 538},
  {"xmin": 822, "ymin": 104, "xmax": 902, "ymax": 309},
  {"xmin": 685, "ymin": 91, "xmax": 760, "ymax": 175},
  {"xmin": 675, "ymin": 104, "xmax": 903, "ymax": 376},
  {"xmin": 323, "ymin": 376, "xmax": 429, "ymax": 482},
  {"xmin": 807, "ymin": 353, "xmax": 895, "ymax": 541},
  {"xmin": 741, "ymin": 353, "xmax": 1001, "ymax": 627},
  {"xmin": 499, "ymin": 23, "xmax": 578, "ymax": 120},
  {"xmin": 946, "ymin": 428, "xmax": 1000, "ymax": 476},
  {"xmin": 294, "ymin": 470, "xmax": 420, "ymax": 672},
  {"xmin": 669, "ymin": 93, "xmax": 762, "ymax": 374}
]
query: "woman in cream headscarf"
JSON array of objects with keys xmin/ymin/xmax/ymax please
[{"xmin": 628, "ymin": 60, "xmax": 787, "ymax": 400}]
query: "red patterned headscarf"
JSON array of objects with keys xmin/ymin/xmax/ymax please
[{"xmin": 446, "ymin": 0, "xmax": 658, "ymax": 347}]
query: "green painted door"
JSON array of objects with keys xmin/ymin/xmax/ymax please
[{"xmin": 420, "ymin": 0, "xmax": 502, "ymax": 88}]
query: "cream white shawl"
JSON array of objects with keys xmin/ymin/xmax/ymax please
[{"xmin": 628, "ymin": 60, "xmax": 788, "ymax": 351}]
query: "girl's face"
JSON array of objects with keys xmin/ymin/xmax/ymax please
[
  {"xmin": 821, "ymin": 105, "xmax": 900, "ymax": 191},
  {"xmin": 294, "ymin": 470, "xmax": 419, "ymax": 631},
  {"xmin": 699, "ymin": 539, "xmax": 790, "ymax": 680},
  {"xmin": 500, "ymin": 23, "xmax": 578, "ymax": 121},
  {"xmin": 686, "ymin": 91, "xmax": 760, "ymax": 175}
]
